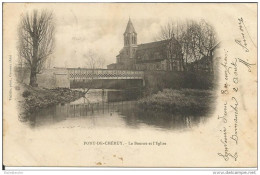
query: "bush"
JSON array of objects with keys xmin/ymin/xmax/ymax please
[
  {"xmin": 144, "ymin": 71, "xmax": 214, "ymax": 92},
  {"xmin": 138, "ymin": 88, "xmax": 214, "ymax": 114},
  {"xmin": 22, "ymin": 90, "xmax": 31, "ymax": 98}
]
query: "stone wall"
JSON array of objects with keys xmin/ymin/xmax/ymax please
[
  {"xmin": 37, "ymin": 69, "xmax": 56, "ymax": 88},
  {"xmin": 53, "ymin": 68, "xmax": 70, "ymax": 88}
]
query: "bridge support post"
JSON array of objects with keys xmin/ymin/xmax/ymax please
[{"xmin": 142, "ymin": 79, "xmax": 145, "ymax": 87}]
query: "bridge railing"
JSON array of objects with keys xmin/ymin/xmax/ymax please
[{"xmin": 68, "ymin": 68, "xmax": 144, "ymax": 80}]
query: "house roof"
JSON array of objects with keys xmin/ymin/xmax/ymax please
[{"xmin": 124, "ymin": 18, "xmax": 136, "ymax": 34}]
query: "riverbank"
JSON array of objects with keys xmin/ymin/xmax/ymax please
[
  {"xmin": 17, "ymin": 84, "xmax": 85, "ymax": 118},
  {"xmin": 137, "ymin": 89, "xmax": 215, "ymax": 114}
]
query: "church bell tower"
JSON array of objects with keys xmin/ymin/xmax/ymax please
[{"xmin": 124, "ymin": 18, "xmax": 137, "ymax": 59}]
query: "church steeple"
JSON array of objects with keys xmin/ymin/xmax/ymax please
[
  {"xmin": 124, "ymin": 18, "xmax": 137, "ymax": 47},
  {"xmin": 124, "ymin": 18, "xmax": 136, "ymax": 34}
]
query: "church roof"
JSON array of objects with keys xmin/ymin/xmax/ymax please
[
  {"xmin": 124, "ymin": 18, "xmax": 136, "ymax": 34},
  {"xmin": 135, "ymin": 40, "xmax": 170, "ymax": 63},
  {"xmin": 137, "ymin": 40, "xmax": 170, "ymax": 50},
  {"xmin": 135, "ymin": 38, "xmax": 182, "ymax": 63}
]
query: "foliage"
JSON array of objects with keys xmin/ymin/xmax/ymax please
[
  {"xmin": 18, "ymin": 84, "xmax": 85, "ymax": 119},
  {"xmin": 138, "ymin": 88, "xmax": 215, "ymax": 114},
  {"xmin": 22, "ymin": 90, "xmax": 31, "ymax": 98},
  {"xmin": 143, "ymin": 70, "xmax": 215, "ymax": 96}
]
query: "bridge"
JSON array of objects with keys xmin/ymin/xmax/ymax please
[{"xmin": 53, "ymin": 68, "xmax": 145, "ymax": 89}]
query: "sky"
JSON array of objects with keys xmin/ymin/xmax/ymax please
[
  {"xmin": 4, "ymin": 3, "xmax": 256, "ymax": 69},
  {"xmin": 4, "ymin": 3, "xmax": 171, "ymax": 68},
  {"xmin": 53, "ymin": 10, "xmax": 161, "ymax": 68},
  {"xmin": 50, "ymin": 4, "xmax": 182, "ymax": 68}
]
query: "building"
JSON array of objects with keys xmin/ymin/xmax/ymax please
[
  {"xmin": 107, "ymin": 18, "xmax": 184, "ymax": 71},
  {"xmin": 186, "ymin": 42, "xmax": 220, "ymax": 72}
]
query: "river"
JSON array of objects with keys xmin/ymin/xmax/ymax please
[
  {"xmin": 24, "ymin": 89, "xmax": 209, "ymax": 131},
  {"xmin": 7, "ymin": 88, "xmax": 217, "ymax": 166}
]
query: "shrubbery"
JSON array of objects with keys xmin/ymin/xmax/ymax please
[
  {"xmin": 138, "ymin": 88, "xmax": 215, "ymax": 114},
  {"xmin": 22, "ymin": 90, "xmax": 31, "ymax": 98}
]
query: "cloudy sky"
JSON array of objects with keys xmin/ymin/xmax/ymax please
[
  {"xmin": 5, "ymin": 3, "xmax": 168, "ymax": 68},
  {"xmin": 53, "ymin": 8, "xmax": 162, "ymax": 68},
  {"xmin": 4, "ymin": 3, "xmax": 256, "ymax": 68}
]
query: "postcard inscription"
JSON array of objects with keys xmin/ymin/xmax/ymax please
[{"xmin": 217, "ymin": 17, "xmax": 256, "ymax": 161}]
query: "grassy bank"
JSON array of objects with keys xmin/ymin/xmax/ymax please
[
  {"xmin": 17, "ymin": 84, "xmax": 85, "ymax": 117},
  {"xmin": 137, "ymin": 89, "xmax": 215, "ymax": 114}
]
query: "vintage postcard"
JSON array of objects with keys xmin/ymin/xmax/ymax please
[{"xmin": 2, "ymin": 3, "xmax": 257, "ymax": 168}]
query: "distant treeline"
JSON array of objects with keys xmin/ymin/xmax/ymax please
[{"xmin": 144, "ymin": 70, "xmax": 216, "ymax": 95}]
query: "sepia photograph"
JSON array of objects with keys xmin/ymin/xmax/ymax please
[{"xmin": 2, "ymin": 2, "xmax": 257, "ymax": 169}]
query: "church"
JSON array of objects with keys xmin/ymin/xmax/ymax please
[{"xmin": 107, "ymin": 18, "xmax": 184, "ymax": 71}]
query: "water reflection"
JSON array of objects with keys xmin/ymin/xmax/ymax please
[{"xmin": 25, "ymin": 89, "xmax": 208, "ymax": 131}]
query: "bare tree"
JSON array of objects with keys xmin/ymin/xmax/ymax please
[
  {"xmin": 180, "ymin": 24, "xmax": 193, "ymax": 67},
  {"xmin": 157, "ymin": 19, "xmax": 217, "ymax": 71},
  {"xmin": 156, "ymin": 21, "xmax": 176, "ymax": 41},
  {"xmin": 16, "ymin": 54, "xmax": 29, "ymax": 83},
  {"xmin": 83, "ymin": 50, "xmax": 105, "ymax": 69},
  {"xmin": 18, "ymin": 9, "xmax": 55, "ymax": 87},
  {"xmin": 157, "ymin": 20, "xmax": 184, "ymax": 71},
  {"xmin": 156, "ymin": 19, "xmax": 185, "ymax": 41},
  {"xmin": 82, "ymin": 50, "xmax": 105, "ymax": 93},
  {"xmin": 186, "ymin": 20, "xmax": 217, "ymax": 71},
  {"xmin": 186, "ymin": 21, "xmax": 202, "ymax": 69},
  {"xmin": 198, "ymin": 20, "xmax": 217, "ymax": 58},
  {"xmin": 45, "ymin": 56, "xmax": 53, "ymax": 69}
]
